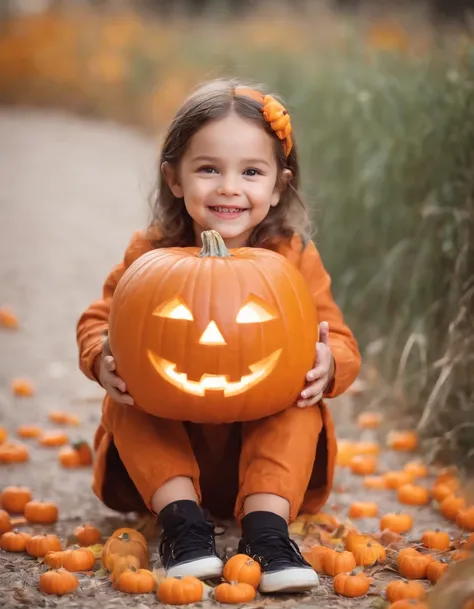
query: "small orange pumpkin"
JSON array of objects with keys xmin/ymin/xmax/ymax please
[
  {"xmin": 116, "ymin": 567, "xmax": 156, "ymax": 594},
  {"xmin": 354, "ymin": 441, "xmax": 381, "ymax": 455},
  {"xmin": 74, "ymin": 524, "xmax": 102, "ymax": 546},
  {"xmin": 39, "ymin": 431, "xmax": 69, "ymax": 447},
  {"xmin": 404, "ymin": 461, "xmax": 429, "ymax": 478},
  {"xmin": 421, "ymin": 529, "xmax": 450, "ymax": 551},
  {"xmin": 364, "ymin": 476, "xmax": 388, "ymax": 490},
  {"xmin": 397, "ymin": 484, "xmax": 430, "ymax": 506},
  {"xmin": 432, "ymin": 481, "xmax": 459, "ymax": 502},
  {"xmin": 387, "ymin": 431, "xmax": 418, "ymax": 451},
  {"xmin": 110, "ymin": 555, "xmax": 142, "ymax": 586},
  {"xmin": 39, "ymin": 569, "xmax": 79, "ymax": 595},
  {"xmin": 157, "ymin": 576, "xmax": 204, "ymax": 604},
  {"xmin": 0, "ymin": 427, "xmax": 7, "ymax": 443},
  {"xmin": 58, "ymin": 441, "xmax": 93, "ymax": 467},
  {"xmin": 48, "ymin": 411, "xmax": 80, "ymax": 426},
  {"xmin": 384, "ymin": 471, "xmax": 415, "ymax": 490},
  {"xmin": 344, "ymin": 532, "xmax": 373, "ymax": 553},
  {"xmin": 322, "ymin": 548, "xmax": 357, "ymax": 576},
  {"xmin": 24, "ymin": 500, "xmax": 59, "ymax": 524},
  {"xmin": 440, "ymin": 495, "xmax": 466, "ymax": 521},
  {"xmin": 0, "ymin": 509, "xmax": 12, "ymax": 533},
  {"xmin": 350, "ymin": 455, "xmax": 377, "ymax": 475},
  {"xmin": 101, "ymin": 531, "xmax": 148, "ymax": 572},
  {"xmin": 26, "ymin": 534, "xmax": 62, "ymax": 558},
  {"xmin": 380, "ymin": 512, "xmax": 413, "ymax": 534},
  {"xmin": 11, "ymin": 378, "xmax": 35, "ymax": 397},
  {"xmin": 0, "ymin": 529, "xmax": 32, "ymax": 552},
  {"xmin": 0, "ymin": 442, "xmax": 29, "ymax": 463},
  {"xmin": 357, "ymin": 411, "xmax": 383, "ymax": 429},
  {"xmin": 349, "ymin": 502, "xmax": 379, "ymax": 519},
  {"xmin": 0, "ymin": 307, "xmax": 19, "ymax": 328},
  {"xmin": 44, "ymin": 550, "xmax": 65, "ymax": 569},
  {"xmin": 223, "ymin": 554, "xmax": 261, "ymax": 588},
  {"xmin": 333, "ymin": 570, "xmax": 370, "ymax": 597},
  {"xmin": 215, "ymin": 581, "xmax": 256, "ymax": 603},
  {"xmin": 426, "ymin": 560, "xmax": 449, "ymax": 583},
  {"xmin": 353, "ymin": 541, "xmax": 386, "ymax": 566},
  {"xmin": 16, "ymin": 425, "xmax": 43, "ymax": 438},
  {"xmin": 451, "ymin": 549, "xmax": 471, "ymax": 561},
  {"xmin": 386, "ymin": 580, "xmax": 426, "ymax": 602},
  {"xmin": 1, "ymin": 486, "xmax": 32, "ymax": 513},
  {"xmin": 456, "ymin": 507, "xmax": 474, "ymax": 532},
  {"xmin": 397, "ymin": 550, "xmax": 430, "ymax": 579},
  {"xmin": 306, "ymin": 546, "xmax": 332, "ymax": 572},
  {"xmin": 58, "ymin": 547, "xmax": 96, "ymax": 572}
]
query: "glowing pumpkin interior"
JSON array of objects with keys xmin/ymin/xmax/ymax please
[{"xmin": 148, "ymin": 295, "xmax": 281, "ymax": 396}]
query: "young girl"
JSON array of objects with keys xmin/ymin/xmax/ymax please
[{"xmin": 77, "ymin": 78, "xmax": 360, "ymax": 594}]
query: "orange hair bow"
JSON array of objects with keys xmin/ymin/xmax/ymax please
[{"xmin": 234, "ymin": 87, "xmax": 293, "ymax": 157}]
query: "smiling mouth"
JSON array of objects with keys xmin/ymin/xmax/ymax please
[
  {"xmin": 209, "ymin": 206, "xmax": 247, "ymax": 215},
  {"xmin": 147, "ymin": 349, "xmax": 281, "ymax": 397}
]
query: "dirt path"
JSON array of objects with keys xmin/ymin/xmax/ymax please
[{"xmin": 0, "ymin": 109, "xmax": 461, "ymax": 608}]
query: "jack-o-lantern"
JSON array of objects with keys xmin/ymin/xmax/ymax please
[{"xmin": 108, "ymin": 230, "xmax": 318, "ymax": 423}]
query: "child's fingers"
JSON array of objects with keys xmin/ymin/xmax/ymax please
[
  {"xmin": 306, "ymin": 362, "xmax": 328, "ymax": 382},
  {"xmin": 109, "ymin": 373, "xmax": 127, "ymax": 394},
  {"xmin": 106, "ymin": 385, "xmax": 134, "ymax": 405},
  {"xmin": 299, "ymin": 378, "xmax": 326, "ymax": 401},
  {"xmin": 104, "ymin": 355, "xmax": 116, "ymax": 371}
]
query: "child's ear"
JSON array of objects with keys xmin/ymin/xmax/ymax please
[
  {"xmin": 270, "ymin": 168, "xmax": 293, "ymax": 207},
  {"xmin": 161, "ymin": 162, "xmax": 184, "ymax": 198}
]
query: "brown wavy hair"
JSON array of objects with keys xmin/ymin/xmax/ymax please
[{"xmin": 148, "ymin": 77, "xmax": 311, "ymax": 249}]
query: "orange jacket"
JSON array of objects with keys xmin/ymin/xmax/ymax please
[{"xmin": 77, "ymin": 231, "xmax": 361, "ymax": 399}]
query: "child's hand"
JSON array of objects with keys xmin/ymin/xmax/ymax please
[
  {"xmin": 95, "ymin": 338, "xmax": 134, "ymax": 406},
  {"xmin": 297, "ymin": 321, "xmax": 335, "ymax": 408}
]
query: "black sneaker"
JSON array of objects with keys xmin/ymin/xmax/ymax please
[
  {"xmin": 238, "ymin": 511, "xmax": 319, "ymax": 594},
  {"xmin": 158, "ymin": 500, "xmax": 223, "ymax": 579}
]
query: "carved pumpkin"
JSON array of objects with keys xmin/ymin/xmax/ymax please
[{"xmin": 109, "ymin": 230, "xmax": 318, "ymax": 423}]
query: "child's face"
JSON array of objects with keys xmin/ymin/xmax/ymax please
[{"xmin": 163, "ymin": 113, "xmax": 284, "ymax": 248}]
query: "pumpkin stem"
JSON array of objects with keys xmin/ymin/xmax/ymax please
[{"xmin": 198, "ymin": 230, "xmax": 232, "ymax": 258}]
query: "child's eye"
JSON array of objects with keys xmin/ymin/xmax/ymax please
[
  {"xmin": 244, "ymin": 168, "xmax": 263, "ymax": 177},
  {"xmin": 198, "ymin": 166, "xmax": 218, "ymax": 174}
]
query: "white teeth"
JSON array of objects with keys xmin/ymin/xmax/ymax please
[{"xmin": 212, "ymin": 207, "xmax": 242, "ymax": 213}]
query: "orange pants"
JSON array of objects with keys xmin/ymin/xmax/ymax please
[{"xmin": 92, "ymin": 396, "xmax": 336, "ymax": 523}]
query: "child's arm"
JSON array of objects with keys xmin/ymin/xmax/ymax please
[
  {"xmin": 76, "ymin": 231, "xmax": 153, "ymax": 383},
  {"xmin": 297, "ymin": 239, "xmax": 361, "ymax": 399}
]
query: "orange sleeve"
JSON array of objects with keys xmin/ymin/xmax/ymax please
[
  {"xmin": 279, "ymin": 235, "xmax": 361, "ymax": 398},
  {"xmin": 76, "ymin": 231, "xmax": 154, "ymax": 383}
]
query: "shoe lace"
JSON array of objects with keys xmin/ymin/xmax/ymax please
[
  {"xmin": 160, "ymin": 519, "xmax": 219, "ymax": 562},
  {"xmin": 244, "ymin": 529, "xmax": 306, "ymax": 569}
]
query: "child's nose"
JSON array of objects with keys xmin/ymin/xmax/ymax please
[{"xmin": 217, "ymin": 173, "xmax": 241, "ymax": 196}]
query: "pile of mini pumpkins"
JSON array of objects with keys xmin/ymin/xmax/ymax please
[
  {"xmin": 286, "ymin": 412, "xmax": 474, "ymax": 608},
  {"xmin": 0, "ymin": 487, "xmax": 261, "ymax": 604}
]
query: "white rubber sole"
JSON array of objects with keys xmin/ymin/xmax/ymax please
[
  {"xmin": 259, "ymin": 568, "xmax": 319, "ymax": 594},
  {"xmin": 166, "ymin": 556, "xmax": 224, "ymax": 579}
]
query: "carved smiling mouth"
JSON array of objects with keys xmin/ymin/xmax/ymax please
[{"xmin": 147, "ymin": 349, "xmax": 282, "ymax": 397}]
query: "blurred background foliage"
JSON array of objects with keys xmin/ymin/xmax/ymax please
[{"xmin": 0, "ymin": 0, "xmax": 473, "ymax": 469}]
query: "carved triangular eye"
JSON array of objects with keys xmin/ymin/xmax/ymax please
[
  {"xmin": 236, "ymin": 296, "xmax": 276, "ymax": 323},
  {"xmin": 153, "ymin": 298, "xmax": 193, "ymax": 320}
]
